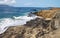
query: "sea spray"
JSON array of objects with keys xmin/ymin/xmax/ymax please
[{"xmin": 0, "ymin": 16, "xmax": 38, "ymax": 34}]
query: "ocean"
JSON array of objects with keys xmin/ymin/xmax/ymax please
[{"xmin": 0, "ymin": 5, "xmax": 52, "ymax": 34}]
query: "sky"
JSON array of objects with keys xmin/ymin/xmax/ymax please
[{"xmin": 0, "ymin": 0, "xmax": 60, "ymax": 7}]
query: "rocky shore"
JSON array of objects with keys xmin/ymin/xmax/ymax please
[
  {"xmin": 0, "ymin": 8, "xmax": 60, "ymax": 38},
  {"xmin": 0, "ymin": 18, "xmax": 55, "ymax": 38}
]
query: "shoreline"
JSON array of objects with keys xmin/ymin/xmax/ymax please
[{"xmin": 0, "ymin": 8, "xmax": 60, "ymax": 38}]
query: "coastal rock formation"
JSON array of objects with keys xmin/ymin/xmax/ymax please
[
  {"xmin": 0, "ymin": 8, "xmax": 60, "ymax": 38},
  {"xmin": 33, "ymin": 8, "xmax": 60, "ymax": 20},
  {"xmin": 0, "ymin": 18, "xmax": 58, "ymax": 38}
]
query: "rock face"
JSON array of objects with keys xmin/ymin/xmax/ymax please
[
  {"xmin": 0, "ymin": 8, "xmax": 60, "ymax": 38},
  {"xmin": 0, "ymin": 18, "xmax": 58, "ymax": 38},
  {"xmin": 33, "ymin": 8, "xmax": 60, "ymax": 20}
]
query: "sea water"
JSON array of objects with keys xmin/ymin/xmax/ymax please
[{"xmin": 0, "ymin": 7, "xmax": 51, "ymax": 34}]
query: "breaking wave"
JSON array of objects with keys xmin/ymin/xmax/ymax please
[{"xmin": 0, "ymin": 15, "xmax": 38, "ymax": 34}]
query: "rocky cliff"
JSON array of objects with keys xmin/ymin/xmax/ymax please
[
  {"xmin": 0, "ymin": 8, "xmax": 60, "ymax": 38},
  {"xmin": 33, "ymin": 8, "xmax": 60, "ymax": 20},
  {"xmin": 0, "ymin": 18, "xmax": 56, "ymax": 38}
]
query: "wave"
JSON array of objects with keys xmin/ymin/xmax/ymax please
[{"xmin": 0, "ymin": 15, "xmax": 38, "ymax": 34}]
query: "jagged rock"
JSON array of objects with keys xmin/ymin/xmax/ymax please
[
  {"xmin": 0, "ymin": 18, "xmax": 56, "ymax": 38},
  {"xmin": 33, "ymin": 8, "xmax": 60, "ymax": 20},
  {"xmin": 0, "ymin": 8, "xmax": 60, "ymax": 38}
]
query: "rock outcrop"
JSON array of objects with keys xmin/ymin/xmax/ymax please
[
  {"xmin": 33, "ymin": 8, "xmax": 60, "ymax": 20},
  {"xmin": 0, "ymin": 18, "xmax": 58, "ymax": 38},
  {"xmin": 0, "ymin": 8, "xmax": 60, "ymax": 38}
]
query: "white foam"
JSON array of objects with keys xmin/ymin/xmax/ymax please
[{"xmin": 0, "ymin": 16, "xmax": 37, "ymax": 34}]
